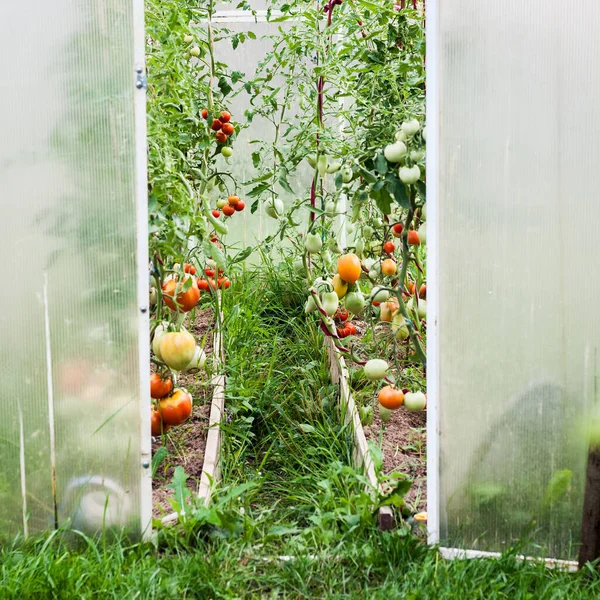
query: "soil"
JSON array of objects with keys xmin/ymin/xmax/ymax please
[
  {"xmin": 152, "ymin": 305, "xmax": 216, "ymax": 519},
  {"xmin": 364, "ymin": 408, "xmax": 427, "ymax": 513}
]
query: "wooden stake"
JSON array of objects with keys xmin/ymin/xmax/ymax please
[{"xmin": 579, "ymin": 445, "xmax": 600, "ymax": 568}]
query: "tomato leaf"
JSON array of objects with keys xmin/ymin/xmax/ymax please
[
  {"xmin": 374, "ymin": 153, "xmax": 388, "ymax": 175},
  {"xmin": 168, "ymin": 466, "xmax": 191, "ymax": 518},
  {"xmin": 386, "ymin": 173, "xmax": 410, "ymax": 208},
  {"xmin": 359, "ymin": 167, "xmax": 377, "ymax": 184},
  {"xmin": 152, "ymin": 446, "xmax": 168, "ymax": 477}
]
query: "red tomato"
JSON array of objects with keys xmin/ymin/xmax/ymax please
[
  {"xmin": 205, "ymin": 267, "xmax": 216, "ymax": 277},
  {"xmin": 183, "ymin": 263, "xmax": 196, "ymax": 275},
  {"xmin": 335, "ymin": 307, "xmax": 349, "ymax": 322},
  {"xmin": 215, "ymin": 131, "xmax": 228, "ymax": 143},
  {"xmin": 159, "ymin": 389, "xmax": 193, "ymax": 426},
  {"xmin": 212, "ymin": 210, "xmax": 221, "ymax": 218},
  {"xmin": 223, "ymin": 278, "xmax": 231, "ymax": 289},
  {"xmin": 234, "ymin": 201, "xmax": 245, "ymax": 211},
  {"xmin": 211, "ymin": 119, "xmax": 222, "ymax": 131},
  {"xmin": 201, "ymin": 109, "xmax": 208, "ymax": 120},
  {"xmin": 220, "ymin": 110, "xmax": 231, "ymax": 123},
  {"xmin": 222, "ymin": 122, "xmax": 235, "ymax": 136},
  {"xmin": 151, "ymin": 409, "xmax": 170, "ymax": 436},
  {"xmin": 150, "ymin": 373, "xmax": 173, "ymax": 399},
  {"xmin": 407, "ymin": 230, "xmax": 420, "ymax": 245},
  {"xmin": 223, "ymin": 205, "xmax": 235, "ymax": 216},
  {"xmin": 197, "ymin": 278, "xmax": 210, "ymax": 292},
  {"xmin": 383, "ymin": 241, "xmax": 395, "ymax": 255},
  {"xmin": 392, "ymin": 223, "xmax": 403, "ymax": 238},
  {"xmin": 346, "ymin": 322, "xmax": 357, "ymax": 336}
]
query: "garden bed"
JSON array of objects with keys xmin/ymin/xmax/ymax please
[
  {"xmin": 325, "ymin": 335, "xmax": 426, "ymax": 528},
  {"xmin": 152, "ymin": 303, "xmax": 225, "ymax": 522}
]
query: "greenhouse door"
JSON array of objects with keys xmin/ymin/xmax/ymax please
[
  {"xmin": 427, "ymin": 0, "xmax": 600, "ymax": 563},
  {"xmin": 0, "ymin": 1, "xmax": 150, "ymax": 538}
]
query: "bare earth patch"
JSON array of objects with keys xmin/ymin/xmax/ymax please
[{"xmin": 152, "ymin": 305, "xmax": 216, "ymax": 519}]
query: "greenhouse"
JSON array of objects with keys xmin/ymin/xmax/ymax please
[{"xmin": 2, "ymin": 0, "xmax": 600, "ymax": 597}]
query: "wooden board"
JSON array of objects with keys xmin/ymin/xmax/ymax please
[{"xmin": 325, "ymin": 337, "xmax": 395, "ymax": 530}]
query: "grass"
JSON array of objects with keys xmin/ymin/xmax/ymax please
[{"xmin": 2, "ymin": 265, "xmax": 600, "ymax": 598}]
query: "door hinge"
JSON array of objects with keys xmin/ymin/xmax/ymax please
[{"xmin": 135, "ymin": 66, "xmax": 147, "ymax": 90}]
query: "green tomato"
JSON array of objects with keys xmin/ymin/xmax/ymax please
[
  {"xmin": 364, "ymin": 359, "xmax": 389, "ymax": 381},
  {"xmin": 305, "ymin": 233, "xmax": 323, "ymax": 254},
  {"xmin": 371, "ymin": 287, "xmax": 390, "ymax": 303},
  {"xmin": 321, "ymin": 291, "xmax": 339, "ymax": 317},
  {"xmin": 190, "ymin": 47, "xmax": 201, "ymax": 57},
  {"xmin": 305, "ymin": 295, "xmax": 317, "ymax": 314},
  {"xmin": 379, "ymin": 404, "xmax": 393, "ymax": 423},
  {"xmin": 362, "ymin": 225, "xmax": 374, "ymax": 240},
  {"xmin": 184, "ymin": 34, "xmax": 194, "ymax": 43},
  {"xmin": 420, "ymin": 203, "xmax": 427, "ymax": 221},
  {"xmin": 326, "ymin": 159, "xmax": 342, "ymax": 174},
  {"xmin": 221, "ymin": 147, "xmax": 233, "ymax": 158},
  {"xmin": 404, "ymin": 391, "xmax": 427, "ymax": 412},
  {"xmin": 265, "ymin": 198, "xmax": 284, "ymax": 219},
  {"xmin": 395, "ymin": 130, "xmax": 408, "ymax": 142},
  {"xmin": 345, "ymin": 290, "xmax": 366, "ymax": 315},
  {"xmin": 399, "ymin": 165, "xmax": 421, "ymax": 185},
  {"xmin": 410, "ymin": 149, "xmax": 425, "ymax": 162},
  {"xmin": 317, "ymin": 155, "xmax": 328, "ymax": 177},
  {"xmin": 384, "ymin": 141, "xmax": 407, "ymax": 163},
  {"xmin": 359, "ymin": 405, "xmax": 374, "ymax": 427},
  {"xmin": 392, "ymin": 313, "xmax": 410, "ymax": 340},
  {"xmin": 307, "ymin": 155, "xmax": 317, "ymax": 168},
  {"xmin": 401, "ymin": 119, "xmax": 420, "ymax": 137},
  {"xmin": 216, "ymin": 199, "xmax": 227, "ymax": 209},
  {"xmin": 418, "ymin": 222, "xmax": 426, "ymax": 245},
  {"xmin": 341, "ymin": 166, "xmax": 353, "ymax": 183}
]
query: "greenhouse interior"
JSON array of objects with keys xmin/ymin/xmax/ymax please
[{"xmin": 2, "ymin": 0, "xmax": 600, "ymax": 597}]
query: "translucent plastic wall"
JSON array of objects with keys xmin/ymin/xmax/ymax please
[
  {"xmin": 432, "ymin": 1, "xmax": 600, "ymax": 560},
  {"xmin": 0, "ymin": 1, "xmax": 148, "ymax": 538},
  {"xmin": 212, "ymin": 14, "xmax": 312, "ymax": 253}
]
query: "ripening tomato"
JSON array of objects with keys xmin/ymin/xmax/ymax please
[
  {"xmin": 337, "ymin": 326, "xmax": 350, "ymax": 339},
  {"xmin": 381, "ymin": 259, "xmax": 397, "ymax": 276},
  {"xmin": 407, "ymin": 230, "xmax": 420, "ymax": 245},
  {"xmin": 201, "ymin": 109, "xmax": 208, "ymax": 120},
  {"xmin": 197, "ymin": 278, "xmax": 210, "ymax": 292},
  {"xmin": 162, "ymin": 277, "xmax": 200, "ymax": 312},
  {"xmin": 228, "ymin": 195, "xmax": 240, "ymax": 206},
  {"xmin": 337, "ymin": 253, "xmax": 362, "ymax": 284},
  {"xmin": 151, "ymin": 409, "xmax": 170, "ymax": 436},
  {"xmin": 220, "ymin": 110, "xmax": 231, "ymax": 123},
  {"xmin": 212, "ymin": 210, "xmax": 221, "ymax": 218},
  {"xmin": 183, "ymin": 263, "xmax": 196, "ymax": 275},
  {"xmin": 160, "ymin": 331, "xmax": 196, "ymax": 371},
  {"xmin": 205, "ymin": 267, "xmax": 216, "ymax": 277},
  {"xmin": 215, "ymin": 131, "xmax": 228, "ymax": 143},
  {"xmin": 222, "ymin": 122, "xmax": 235, "ymax": 136},
  {"xmin": 150, "ymin": 373, "xmax": 173, "ymax": 399},
  {"xmin": 345, "ymin": 322, "xmax": 357, "ymax": 336},
  {"xmin": 211, "ymin": 119, "xmax": 223, "ymax": 131},
  {"xmin": 223, "ymin": 204, "xmax": 235, "ymax": 216},
  {"xmin": 392, "ymin": 223, "xmax": 403, "ymax": 238},
  {"xmin": 419, "ymin": 284, "xmax": 426, "ymax": 299},
  {"xmin": 383, "ymin": 241, "xmax": 395, "ymax": 255},
  {"xmin": 378, "ymin": 386, "xmax": 404, "ymax": 410},
  {"xmin": 159, "ymin": 389, "xmax": 193, "ymax": 426}
]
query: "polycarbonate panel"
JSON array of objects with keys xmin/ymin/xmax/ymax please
[
  {"xmin": 436, "ymin": 2, "xmax": 600, "ymax": 560},
  {"xmin": 212, "ymin": 20, "xmax": 312, "ymax": 253},
  {"xmin": 0, "ymin": 2, "xmax": 147, "ymax": 538}
]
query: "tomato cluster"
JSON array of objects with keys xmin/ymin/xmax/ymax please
[
  {"xmin": 150, "ymin": 373, "xmax": 193, "ymax": 436},
  {"xmin": 212, "ymin": 195, "xmax": 245, "ymax": 219},
  {"xmin": 202, "ymin": 109, "xmax": 235, "ymax": 152}
]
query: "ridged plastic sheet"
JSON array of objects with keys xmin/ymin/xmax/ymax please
[
  {"xmin": 435, "ymin": 2, "xmax": 600, "ymax": 560},
  {"xmin": 0, "ymin": 2, "xmax": 146, "ymax": 538},
  {"xmin": 213, "ymin": 20, "xmax": 312, "ymax": 253}
]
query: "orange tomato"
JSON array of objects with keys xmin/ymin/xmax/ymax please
[
  {"xmin": 407, "ymin": 230, "xmax": 420, "ymax": 245},
  {"xmin": 159, "ymin": 389, "xmax": 193, "ymax": 426},
  {"xmin": 183, "ymin": 263, "xmax": 196, "ymax": 275},
  {"xmin": 380, "ymin": 298, "xmax": 399, "ymax": 322},
  {"xmin": 378, "ymin": 386, "xmax": 404, "ymax": 410},
  {"xmin": 197, "ymin": 278, "xmax": 210, "ymax": 292},
  {"xmin": 227, "ymin": 195, "xmax": 240, "ymax": 206},
  {"xmin": 220, "ymin": 110, "xmax": 231, "ymax": 123},
  {"xmin": 162, "ymin": 277, "xmax": 200, "ymax": 312},
  {"xmin": 150, "ymin": 373, "xmax": 173, "ymax": 399},
  {"xmin": 419, "ymin": 284, "xmax": 426, "ymax": 299},
  {"xmin": 201, "ymin": 109, "xmax": 208, "ymax": 120},
  {"xmin": 337, "ymin": 253, "xmax": 362, "ymax": 284},
  {"xmin": 215, "ymin": 131, "xmax": 228, "ymax": 143},
  {"xmin": 222, "ymin": 122, "xmax": 235, "ymax": 136},
  {"xmin": 223, "ymin": 205, "xmax": 235, "ymax": 216},
  {"xmin": 381, "ymin": 258, "xmax": 397, "ymax": 276},
  {"xmin": 383, "ymin": 241, "xmax": 395, "ymax": 255}
]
